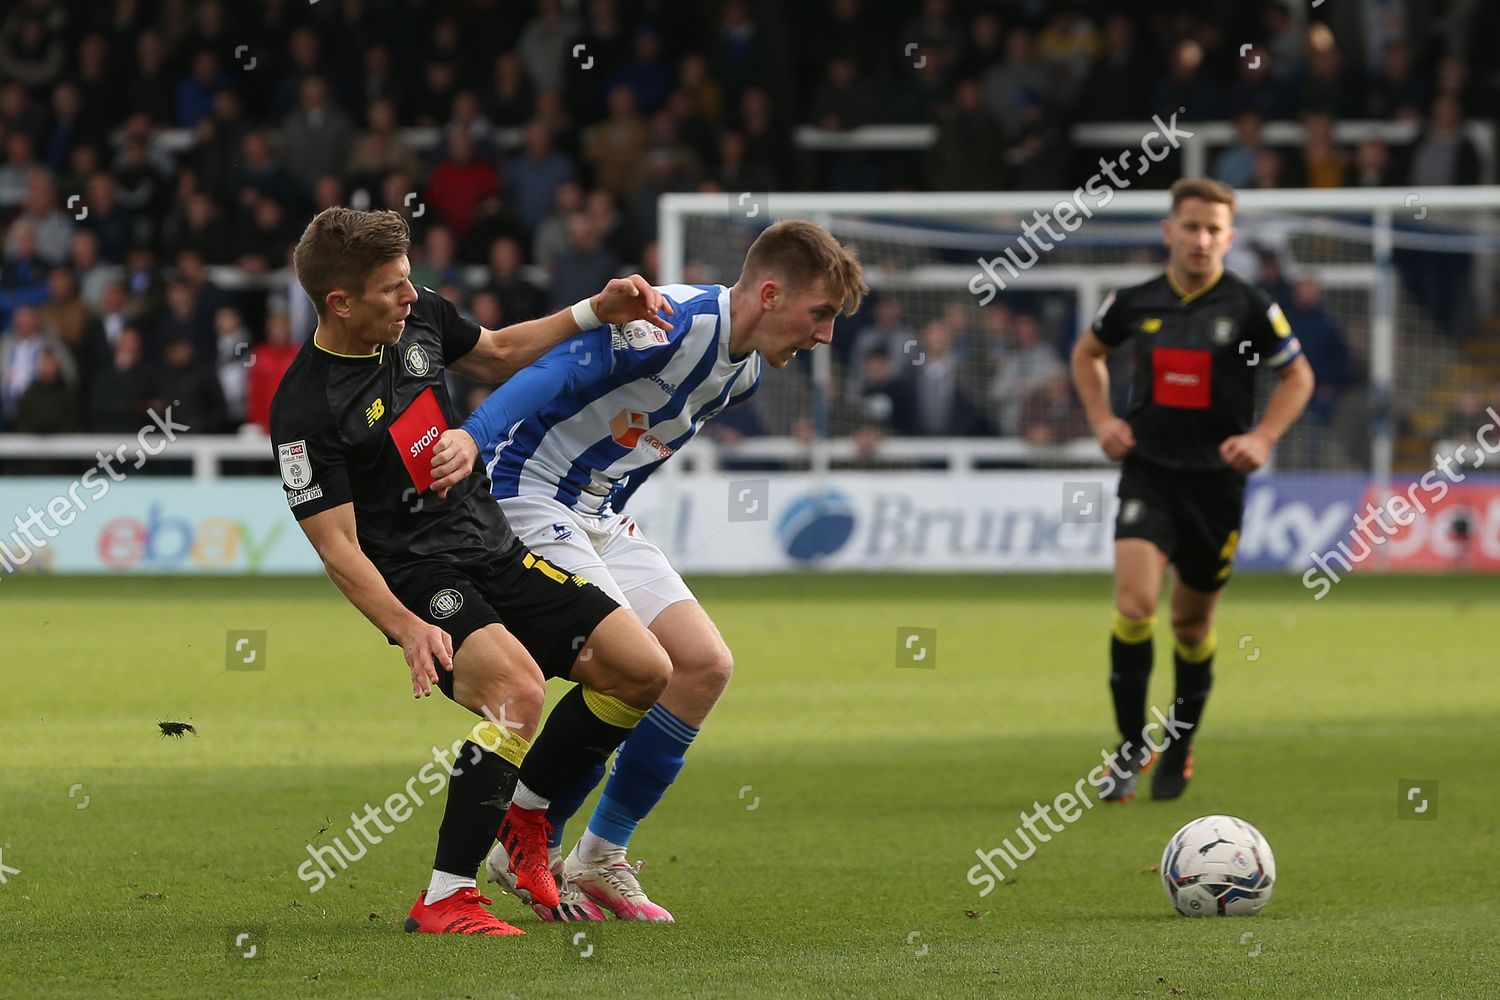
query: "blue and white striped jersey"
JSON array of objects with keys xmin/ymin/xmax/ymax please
[{"xmin": 462, "ymin": 284, "xmax": 762, "ymax": 515}]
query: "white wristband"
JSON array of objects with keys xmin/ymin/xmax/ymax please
[{"xmin": 571, "ymin": 296, "xmax": 602, "ymax": 331}]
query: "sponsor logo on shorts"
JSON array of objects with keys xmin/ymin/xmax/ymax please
[
  {"xmin": 552, "ymin": 522, "xmax": 574, "ymax": 542},
  {"xmin": 430, "ymin": 588, "xmax": 464, "ymax": 619},
  {"xmin": 1120, "ymin": 499, "xmax": 1146, "ymax": 525}
]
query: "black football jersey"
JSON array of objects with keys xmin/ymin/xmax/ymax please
[
  {"xmin": 1091, "ymin": 270, "xmax": 1302, "ymax": 471},
  {"xmin": 269, "ymin": 286, "xmax": 519, "ymax": 576}
]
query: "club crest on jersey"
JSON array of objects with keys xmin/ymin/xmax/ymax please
[
  {"xmin": 277, "ymin": 440, "xmax": 311, "ymax": 489},
  {"xmin": 611, "ymin": 319, "xmax": 669, "ymax": 352},
  {"xmin": 404, "ymin": 343, "xmax": 430, "ymax": 377},
  {"xmin": 430, "ymin": 588, "xmax": 464, "ymax": 619},
  {"xmin": 1212, "ymin": 317, "xmax": 1237, "ymax": 345}
]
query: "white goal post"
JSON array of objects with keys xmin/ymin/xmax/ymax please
[{"xmin": 660, "ymin": 186, "xmax": 1500, "ymax": 488}]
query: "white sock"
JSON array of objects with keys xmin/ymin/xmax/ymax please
[
  {"xmin": 425, "ymin": 870, "xmax": 476, "ymax": 904},
  {"xmin": 509, "ymin": 781, "xmax": 549, "ymax": 811},
  {"xmin": 576, "ymin": 829, "xmax": 626, "ymax": 862}
]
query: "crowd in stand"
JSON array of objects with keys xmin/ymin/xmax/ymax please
[{"xmin": 0, "ymin": 0, "xmax": 1487, "ymax": 441}]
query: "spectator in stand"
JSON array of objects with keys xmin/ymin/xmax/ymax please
[
  {"xmin": 175, "ymin": 49, "xmax": 230, "ymax": 130},
  {"xmin": 1152, "ymin": 38, "xmax": 1222, "ymax": 122},
  {"xmin": 0, "ymin": 7, "xmax": 64, "ymax": 94},
  {"xmin": 245, "ymin": 312, "xmax": 298, "ymax": 434},
  {"xmin": 86, "ymin": 324, "xmax": 154, "ymax": 431},
  {"xmin": 484, "ymin": 235, "xmax": 546, "ymax": 322},
  {"xmin": 7, "ymin": 167, "xmax": 70, "ymax": 264},
  {"xmin": 585, "ymin": 85, "xmax": 649, "ymax": 200},
  {"xmin": 0, "ymin": 220, "xmax": 49, "ymax": 321},
  {"xmin": 1299, "ymin": 112, "xmax": 1348, "ymax": 188},
  {"xmin": 160, "ymin": 336, "xmax": 228, "ymax": 434},
  {"xmin": 161, "ymin": 191, "xmax": 232, "ymax": 262},
  {"xmin": 1213, "ymin": 111, "xmax": 1263, "ymax": 190},
  {"xmin": 1226, "ymin": 41, "xmax": 1291, "ymax": 121},
  {"xmin": 851, "ymin": 346, "xmax": 897, "ymax": 458},
  {"xmin": 1409, "ymin": 96, "xmax": 1480, "ymax": 186},
  {"xmin": 532, "ymin": 179, "xmax": 584, "ymax": 273},
  {"xmin": 547, "ymin": 212, "xmax": 621, "ymax": 309},
  {"xmin": 516, "ymin": 0, "xmax": 577, "ymax": 96},
  {"xmin": 444, "ymin": 89, "xmax": 498, "ymax": 160},
  {"xmin": 889, "ymin": 319, "xmax": 990, "ymax": 437},
  {"xmin": 192, "ymin": 89, "xmax": 249, "ymax": 202},
  {"xmin": 927, "ymin": 78, "xmax": 1006, "ymax": 190},
  {"xmin": 410, "ymin": 224, "xmax": 464, "ymax": 291},
  {"xmin": 0, "ymin": 131, "xmax": 37, "ymax": 210},
  {"xmin": 80, "ymin": 170, "xmax": 132, "ymax": 263},
  {"xmin": 37, "ymin": 266, "xmax": 91, "ymax": 362},
  {"xmin": 212, "ymin": 306, "xmax": 252, "ymax": 427},
  {"xmin": 613, "ymin": 28, "xmax": 675, "ymax": 115},
  {"xmin": 845, "ymin": 298, "xmax": 917, "ymax": 399},
  {"xmin": 508, "ymin": 120, "xmax": 577, "ymax": 234},
  {"xmin": 485, "ymin": 52, "xmax": 534, "ymax": 129},
  {"xmin": 280, "ymin": 75, "xmax": 354, "ymax": 192},
  {"xmin": 232, "ymin": 129, "xmax": 303, "ymax": 220},
  {"xmin": 1299, "ymin": 23, "xmax": 1351, "ymax": 118},
  {"xmin": 1017, "ymin": 372, "xmax": 1088, "ymax": 445},
  {"xmin": 1079, "ymin": 14, "xmax": 1148, "ymax": 122},
  {"xmin": 234, "ymin": 194, "xmax": 296, "ymax": 274},
  {"xmin": 128, "ymin": 29, "xmax": 174, "ymax": 125},
  {"xmin": 14, "ymin": 344, "xmax": 82, "ymax": 443},
  {"xmin": 1247, "ymin": 147, "xmax": 1288, "ymax": 189},
  {"xmin": 988, "ymin": 312, "xmax": 1063, "ymax": 436},
  {"xmin": 423, "ymin": 128, "xmax": 498, "ymax": 242},
  {"xmin": 1364, "ymin": 39, "xmax": 1428, "ymax": 121},
  {"xmin": 982, "ymin": 26, "xmax": 1051, "ymax": 136},
  {"xmin": 1351, "ymin": 137, "xmax": 1400, "ymax": 187},
  {"xmin": 1282, "ymin": 277, "xmax": 1351, "ymax": 427},
  {"xmin": 1036, "ymin": 10, "xmax": 1100, "ymax": 105},
  {"xmin": 346, "ymin": 98, "xmax": 420, "ymax": 194},
  {"xmin": 1, "ymin": 304, "xmax": 74, "ymax": 428},
  {"xmin": 81, "ymin": 279, "xmax": 135, "ymax": 375}
]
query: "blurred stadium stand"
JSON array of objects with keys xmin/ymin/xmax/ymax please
[{"xmin": 2, "ymin": 0, "xmax": 1499, "ymax": 477}]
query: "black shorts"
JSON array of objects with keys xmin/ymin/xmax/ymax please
[
  {"xmin": 1114, "ymin": 458, "xmax": 1246, "ymax": 592},
  {"xmin": 386, "ymin": 544, "xmax": 620, "ymax": 698}
]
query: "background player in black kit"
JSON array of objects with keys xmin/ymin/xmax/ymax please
[
  {"xmin": 271, "ymin": 207, "xmax": 676, "ymax": 935},
  {"xmin": 1070, "ymin": 178, "xmax": 1315, "ymax": 802}
]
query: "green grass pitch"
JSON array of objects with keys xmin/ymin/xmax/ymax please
[{"xmin": 1, "ymin": 573, "xmax": 1496, "ymax": 999}]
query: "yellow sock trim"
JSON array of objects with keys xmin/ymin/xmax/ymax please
[
  {"xmin": 469, "ymin": 720, "xmax": 530, "ymax": 768},
  {"xmin": 1112, "ymin": 612, "xmax": 1156, "ymax": 644},
  {"xmin": 1175, "ymin": 630, "xmax": 1217, "ymax": 664},
  {"xmin": 581, "ymin": 687, "xmax": 648, "ymax": 729}
]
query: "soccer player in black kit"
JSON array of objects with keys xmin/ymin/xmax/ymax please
[
  {"xmin": 271, "ymin": 207, "xmax": 676, "ymax": 935},
  {"xmin": 1070, "ymin": 178, "xmax": 1314, "ymax": 802}
]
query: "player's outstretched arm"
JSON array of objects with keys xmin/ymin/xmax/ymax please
[
  {"xmin": 1071, "ymin": 327, "xmax": 1135, "ymax": 460},
  {"xmin": 450, "ymin": 274, "xmax": 674, "ymax": 383},
  {"xmin": 1220, "ymin": 354, "xmax": 1315, "ymax": 472},
  {"xmin": 296, "ymin": 502, "xmax": 455, "ymax": 698}
]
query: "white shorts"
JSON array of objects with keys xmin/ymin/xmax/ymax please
[{"xmin": 498, "ymin": 494, "xmax": 695, "ymax": 628}]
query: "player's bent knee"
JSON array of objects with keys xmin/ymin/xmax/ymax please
[
  {"xmin": 1114, "ymin": 597, "xmax": 1157, "ymax": 627},
  {"xmin": 680, "ymin": 643, "xmax": 733, "ymax": 697}
]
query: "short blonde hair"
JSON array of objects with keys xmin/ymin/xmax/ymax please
[
  {"xmin": 1170, "ymin": 177, "xmax": 1237, "ymax": 215},
  {"xmin": 293, "ymin": 207, "xmax": 411, "ymax": 317},
  {"xmin": 741, "ymin": 220, "xmax": 869, "ymax": 315}
]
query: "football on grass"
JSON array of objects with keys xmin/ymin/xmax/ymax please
[{"xmin": 1161, "ymin": 815, "xmax": 1276, "ymax": 917}]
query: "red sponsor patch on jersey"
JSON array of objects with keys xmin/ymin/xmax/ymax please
[
  {"xmin": 389, "ymin": 386, "xmax": 449, "ymax": 492},
  {"xmin": 1152, "ymin": 347, "xmax": 1212, "ymax": 409}
]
